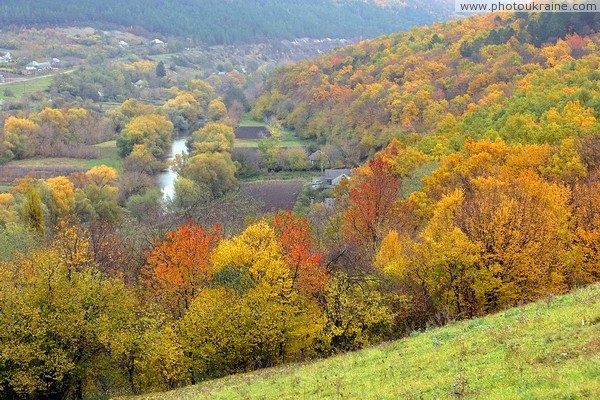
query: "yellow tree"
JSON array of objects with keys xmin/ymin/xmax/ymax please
[
  {"xmin": 568, "ymin": 177, "xmax": 600, "ymax": 286},
  {"xmin": 207, "ymin": 99, "xmax": 227, "ymax": 122},
  {"xmin": 47, "ymin": 176, "xmax": 75, "ymax": 222},
  {"xmin": 3, "ymin": 116, "xmax": 40, "ymax": 159},
  {"xmin": 117, "ymin": 114, "xmax": 174, "ymax": 158},
  {"xmin": 208, "ymin": 221, "xmax": 325, "ymax": 366},
  {"xmin": 457, "ymin": 172, "xmax": 570, "ymax": 310},
  {"xmin": 190, "ymin": 122, "xmax": 234, "ymax": 153},
  {"xmin": 0, "ymin": 249, "xmax": 136, "ymax": 399}
]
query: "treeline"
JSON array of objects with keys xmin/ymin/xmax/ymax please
[
  {"xmin": 253, "ymin": 12, "xmax": 600, "ymax": 165},
  {"xmin": 0, "ymin": 0, "xmax": 449, "ymax": 45}
]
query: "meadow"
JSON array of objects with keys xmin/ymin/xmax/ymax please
[{"xmin": 127, "ymin": 284, "xmax": 600, "ymax": 400}]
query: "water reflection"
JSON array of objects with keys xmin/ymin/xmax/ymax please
[{"xmin": 156, "ymin": 136, "xmax": 188, "ymax": 200}]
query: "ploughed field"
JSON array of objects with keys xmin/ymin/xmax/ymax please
[{"xmin": 240, "ymin": 180, "xmax": 303, "ymax": 213}]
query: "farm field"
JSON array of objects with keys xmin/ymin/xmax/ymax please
[
  {"xmin": 3, "ymin": 140, "xmax": 121, "ymax": 171},
  {"xmin": 0, "ymin": 68, "xmax": 76, "ymax": 100},
  {"xmin": 240, "ymin": 180, "xmax": 304, "ymax": 213},
  {"xmin": 0, "ymin": 75, "xmax": 54, "ymax": 100},
  {"xmin": 239, "ymin": 170, "xmax": 320, "ymax": 183},
  {"xmin": 125, "ymin": 283, "xmax": 600, "ymax": 400},
  {"xmin": 235, "ymin": 114, "xmax": 311, "ymax": 148}
]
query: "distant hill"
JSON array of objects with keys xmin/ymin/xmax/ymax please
[
  {"xmin": 0, "ymin": 0, "xmax": 453, "ymax": 45},
  {"xmin": 253, "ymin": 11, "xmax": 600, "ymax": 160},
  {"xmin": 125, "ymin": 283, "xmax": 600, "ymax": 399}
]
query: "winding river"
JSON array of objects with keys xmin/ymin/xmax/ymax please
[{"xmin": 156, "ymin": 136, "xmax": 188, "ymax": 200}]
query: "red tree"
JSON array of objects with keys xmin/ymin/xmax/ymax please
[
  {"xmin": 273, "ymin": 211, "xmax": 327, "ymax": 297},
  {"xmin": 343, "ymin": 158, "xmax": 400, "ymax": 253},
  {"xmin": 144, "ymin": 220, "xmax": 222, "ymax": 317}
]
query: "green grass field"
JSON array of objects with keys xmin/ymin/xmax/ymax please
[
  {"xmin": 238, "ymin": 170, "xmax": 320, "ymax": 182},
  {"xmin": 239, "ymin": 114, "xmax": 268, "ymax": 127},
  {"xmin": 0, "ymin": 75, "xmax": 54, "ymax": 100},
  {"xmin": 126, "ymin": 284, "xmax": 600, "ymax": 400},
  {"xmin": 235, "ymin": 114, "xmax": 311, "ymax": 149}
]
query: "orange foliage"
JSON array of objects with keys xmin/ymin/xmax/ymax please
[
  {"xmin": 273, "ymin": 211, "xmax": 327, "ymax": 297},
  {"xmin": 144, "ymin": 220, "xmax": 222, "ymax": 317},
  {"xmin": 344, "ymin": 158, "xmax": 400, "ymax": 253}
]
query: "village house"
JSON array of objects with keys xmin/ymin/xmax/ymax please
[
  {"xmin": 310, "ymin": 168, "xmax": 352, "ymax": 189},
  {"xmin": 0, "ymin": 52, "xmax": 12, "ymax": 62},
  {"xmin": 25, "ymin": 58, "xmax": 60, "ymax": 72}
]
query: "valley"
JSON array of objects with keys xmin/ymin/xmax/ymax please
[{"xmin": 0, "ymin": 5, "xmax": 599, "ymax": 400}]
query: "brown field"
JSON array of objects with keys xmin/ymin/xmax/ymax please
[
  {"xmin": 0, "ymin": 165, "xmax": 87, "ymax": 183},
  {"xmin": 240, "ymin": 180, "xmax": 303, "ymax": 213},
  {"xmin": 234, "ymin": 126, "xmax": 270, "ymax": 139}
]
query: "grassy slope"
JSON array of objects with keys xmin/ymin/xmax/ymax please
[
  {"xmin": 128, "ymin": 284, "xmax": 600, "ymax": 400},
  {"xmin": 0, "ymin": 75, "xmax": 54, "ymax": 100},
  {"xmin": 0, "ymin": 69, "xmax": 76, "ymax": 100}
]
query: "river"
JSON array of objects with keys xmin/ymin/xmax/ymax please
[{"xmin": 156, "ymin": 136, "xmax": 188, "ymax": 200}]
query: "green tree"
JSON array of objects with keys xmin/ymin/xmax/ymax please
[
  {"xmin": 156, "ymin": 61, "xmax": 166, "ymax": 78},
  {"xmin": 22, "ymin": 185, "xmax": 45, "ymax": 235}
]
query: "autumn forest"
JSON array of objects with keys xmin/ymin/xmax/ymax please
[{"xmin": 0, "ymin": 7, "xmax": 599, "ymax": 400}]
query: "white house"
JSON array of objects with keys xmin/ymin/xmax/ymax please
[
  {"xmin": 26, "ymin": 60, "xmax": 56, "ymax": 71},
  {"xmin": 324, "ymin": 169, "xmax": 352, "ymax": 186},
  {"xmin": 0, "ymin": 52, "xmax": 12, "ymax": 62},
  {"xmin": 25, "ymin": 61, "xmax": 40, "ymax": 71}
]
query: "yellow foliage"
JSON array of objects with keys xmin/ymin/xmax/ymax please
[
  {"xmin": 211, "ymin": 221, "xmax": 291, "ymax": 296},
  {"xmin": 47, "ymin": 176, "xmax": 75, "ymax": 219},
  {"xmin": 85, "ymin": 165, "xmax": 118, "ymax": 187}
]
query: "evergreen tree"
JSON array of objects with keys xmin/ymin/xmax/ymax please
[{"xmin": 156, "ymin": 61, "xmax": 166, "ymax": 78}]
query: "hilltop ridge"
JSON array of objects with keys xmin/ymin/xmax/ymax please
[{"xmin": 0, "ymin": 0, "xmax": 453, "ymax": 45}]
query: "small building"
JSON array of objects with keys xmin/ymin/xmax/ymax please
[
  {"xmin": 310, "ymin": 168, "xmax": 352, "ymax": 190},
  {"xmin": 151, "ymin": 38, "xmax": 165, "ymax": 45},
  {"xmin": 0, "ymin": 52, "xmax": 12, "ymax": 62},
  {"xmin": 324, "ymin": 197, "xmax": 336, "ymax": 208},
  {"xmin": 25, "ymin": 61, "xmax": 39, "ymax": 71},
  {"xmin": 324, "ymin": 168, "xmax": 352, "ymax": 186},
  {"xmin": 119, "ymin": 40, "xmax": 129, "ymax": 47},
  {"xmin": 25, "ymin": 60, "xmax": 53, "ymax": 71}
]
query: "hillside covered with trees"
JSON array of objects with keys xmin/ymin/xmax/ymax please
[
  {"xmin": 0, "ymin": 0, "xmax": 452, "ymax": 45},
  {"xmin": 0, "ymin": 9, "xmax": 599, "ymax": 400},
  {"xmin": 253, "ymin": 12, "xmax": 600, "ymax": 163}
]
